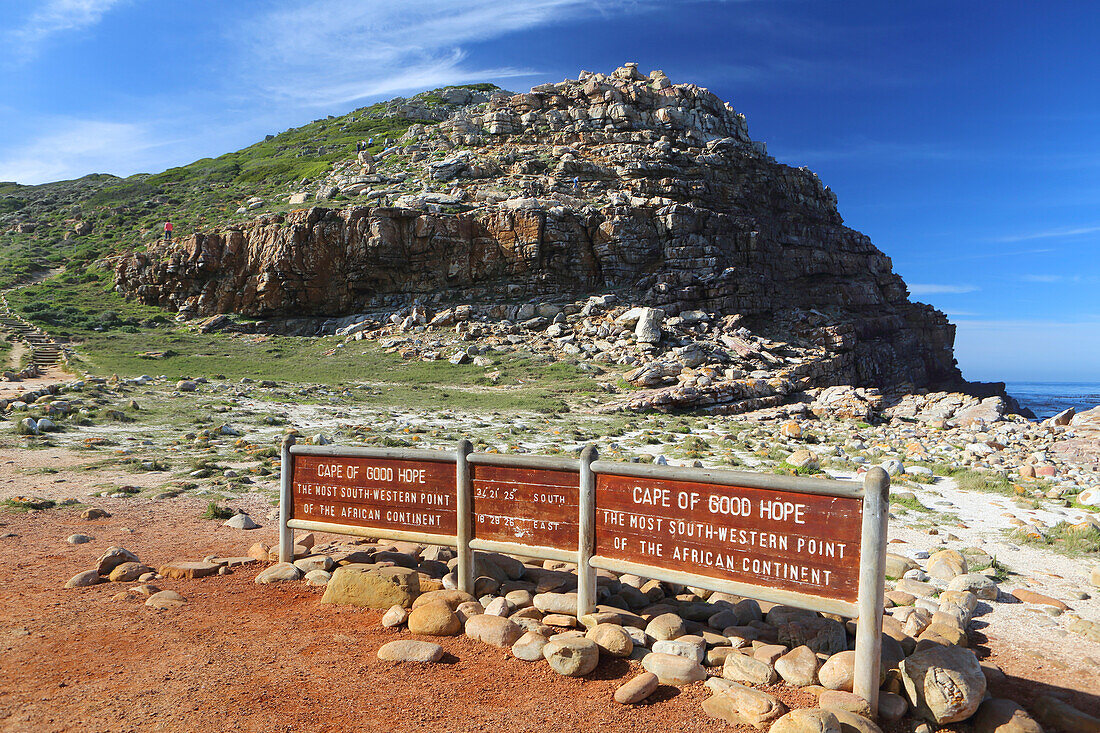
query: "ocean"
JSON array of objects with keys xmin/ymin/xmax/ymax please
[{"xmin": 1003, "ymin": 382, "xmax": 1100, "ymax": 421}]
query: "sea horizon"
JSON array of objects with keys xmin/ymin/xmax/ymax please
[{"xmin": 1002, "ymin": 380, "xmax": 1100, "ymax": 420}]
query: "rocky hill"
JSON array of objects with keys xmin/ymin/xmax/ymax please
[{"xmin": 109, "ymin": 64, "xmax": 982, "ymax": 414}]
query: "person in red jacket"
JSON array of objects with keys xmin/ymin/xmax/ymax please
[{"xmin": 164, "ymin": 219, "xmax": 173, "ymax": 242}]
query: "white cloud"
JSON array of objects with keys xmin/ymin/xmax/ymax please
[
  {"xmin": 907, "ymin": 284, "xmax": 979, "ymax": 295},
  {"xmin": 1019, "ymin": 274, "xmax": 1100, "ymax": 284},
  {"xmin": 4, "ymin": 0, "xmax": 129, "ymax": 58},
  {"xmin": 0, "ymin": 120, "xmax": 161, "ymax": 184},
  {"xmin": 993, "ymin": 225, "xmax": 1100, "ymax": 242},
  {"xmin": 238, "ymin": 0, "xmax": 651, "ymax": 106}
]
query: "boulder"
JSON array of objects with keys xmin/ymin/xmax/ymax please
[
  {"xmin": 255, "ymin": 562, "xmax": 302, "ymax": 584},
  {"xmin": 818, "ymin": 650, "xmax": 856, "ymax": 691},
  {"xmin": 532, "ymin": 592, "xmax": 578, "ymax": 615},
  {"xmin": 900, "ymin": 644, "xmax": 987, "ymax": 724},
  {"xmin": 408, "ymin": 601, "xmax": 462, "ymax": 636},
  {"xmin": 770, "ymin": 708, "xmax": 841, "ymax": 733},
  {"xmin": 723, "ymin": 651, "xmax": 778, "ymax": 685},
  {"xmin": 1031, "ymin": 695, "xmax": 1100, "ymax": 733},
  {"xmin": 586, "ymin": 623, "xmax": 634, "ymax": 657},
  {"xmin": 108, "ymin": 562, "xmax": 153, "ymax": 582},
  {"xmin": 973, "ymin": 698, "xmax": 1044, "ymax": 733},
  {"xmin": 641, "ymin": 651, "xmax": 707, "ymax": 685},
  {"xmin": 702, "ymin": 681, "xmax": 788, "ymax": 729},
  {"xmin": 926, "ymin": 549, "xmax": 968, "ymax": 580},
  {"xmin": 145, "ymin": 590, "xmax": 186, "ymax": 609},
  {"xmin": 819, "ymin": 690, "xmax": 872, "ymax": 718},
  {"xmin": 645, "ymin": 612, "xmax": 686, "ymax": 641},
  {"xmin": 511, "ymin": 631, "xmax": 549, "ymax": 661},
  {"xmin": 652, "ymin": 636, "xmax": 705, "ymax": 663},
  {"xmin": 775, "ymin": 645, "xmax": 820, "ymax": 687},
  {"xmin": 96, "ymin": 547, "xmax": 140, "ymax": 575},
  {"xmin": 320, "ymin": 565, "xmax": 419, "ymax": 608},
  {"xmin": 64, "ymin": 570, "xmax": 104, "ymax": 588},
  {"xmin": 465, "ymin": 614, "xmax": 523, "ymax": 647},
  {"xmin": 412, "ymin": 588, "xmax": 477, "ymax": 610},
  {"xmin": 948, "ymin": 574, "xmax": 998, "ymax": 601},
  {"xmin": 377, "ymin": 640, "xmax": 444, "ymax": 663},
  {"xmin": 381, "ymin": 605, "xmax": 410, "ymax": 628},
  {"xmin": 542, "ymin": 637, "xmax": 600, "ymax": 677},
  {"xmin": 304, "ymin": 569, "xmax": 331, "ymax": 586},
  {"xmin": 831, "ymin": 709, "xmax": 884, "ymax": 733}
]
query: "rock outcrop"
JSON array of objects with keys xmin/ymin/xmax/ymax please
[{"xmin": 114, "ymin": 64, "xmax": 967, "ymax": 394}]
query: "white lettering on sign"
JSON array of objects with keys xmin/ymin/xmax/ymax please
[{"xmin": 758, "ymin": 499, "xmax": 807, "ymax": 525}]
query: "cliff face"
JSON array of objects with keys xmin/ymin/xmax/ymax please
[{"xmin": 114, "ymin": 64, "xmax": 963, "ymax": 393}]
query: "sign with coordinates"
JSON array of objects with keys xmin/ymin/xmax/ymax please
[
  {"xmin": 291, "ymin": 454, "xmax": 456, "ymax": 535},
  {"xmin": 471, "ymin": 464, "xmax": 578, "ymax": 551},
  {"xmin": 594, "ymin": 472, "xmax": 863, "ymax": 602}
]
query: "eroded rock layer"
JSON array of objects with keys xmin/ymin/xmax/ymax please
[{"xmin": 115, "ymin": 64, "xmax": 964, "ymax": 393}]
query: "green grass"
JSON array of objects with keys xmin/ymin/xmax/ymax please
[
  {"xmin": 969, "ymin": 556, "xmax": 1012, "ymax": 582},
  {"xmin": 0, "ymin": 84, "xmax": 503, "ymax": 290},
  {"xmin": 9, "ymin": 266, "xmax": 601, "ymax": 413},
  {"xmin": 200, "ymin": 500, "xmax": 235, "ymax": 520},
  {"xmin": 932, "ymin": 465, "xmax": 1015, "ymax": 495},
  {"xmin": 1009, "ymin": 521, "xmax": 1100, "ymax": 557},
  {"xmin": 891, "ymin": 493, "xmax": 932, "ymax": 513},
  {"xmin": 1, "ymin": 497, "xmax": 56, "ymax": 512}
]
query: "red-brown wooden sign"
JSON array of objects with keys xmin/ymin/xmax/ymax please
[
  {"xmin": 291, "ymin": 454, "xmax": 456, "ymax": 534},
  {"xmin": 471, "ymin": 464, "xmax": 578, "ymax": 550},
  {"xmin": 594, "ymin": 472, "xmax": 863, "ymax": 602}
]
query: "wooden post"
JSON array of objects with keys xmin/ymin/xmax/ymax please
[
  {"xmin": 853, "ymin": 466, "xmax": 890, "ymax": 717},
  {"xmin": 576, "ymin": 444, "xmax": 598, "ymax": 619},
  {"xmin": 455, "ymin": 439, "xmax": 474, "ymax": 595},
  {"xmin": 278, "ymin": 435, "xmax": 297, "ymax": 564}
]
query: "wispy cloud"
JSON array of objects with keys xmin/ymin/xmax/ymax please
[
  {"xmin": 993, "ymin": 225, "xmax": 1100, "ymax": 242},
  {"xmin": 1020, "ymin": 274, "xmax": 1100, "ymax": 284},
  {"xmin": 0, "ymin": 119, "xmax": 163, "ymax": 184},
  {"xmin": 908, "ymin": 284, "xmax": 979, "ymax": 295},
  {"xmin": 238, "ymin": 0, "xmax": 649, "ymax": 106},
  {"xmin": 3, "ymin": 0, "xmax": 129, "ymax": 59}
]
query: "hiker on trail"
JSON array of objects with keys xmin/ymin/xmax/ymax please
[
  {"xmin": 164, "ymin": 220, "xmax": 173, "ymax": 242},
  {"xmin": 572, "ymin": 176, "xmax": 580, "ymax": 194},
  {"xmin": 368, "ymin": 136, "xmax": 374, "ymax": 146},
  {"xmin": 356, "ymin": 141, "xmax": 363, "ymax": 153}
]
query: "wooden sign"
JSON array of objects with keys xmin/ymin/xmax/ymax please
[
  {"xmin": 471, "ymin": 464, "xmax": 578, "ymax": 551},
  {"xmin": 593, "ymin": 472, "xmax": 863, "ymax": 602},
  {"xmin": 290, "ymin": 453, "xmax": 457, "ymax": 535}
]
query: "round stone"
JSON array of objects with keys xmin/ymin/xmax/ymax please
[
  {"xmin": 381, "ymin": 605, "xmax": 409, "ymax": 628},
  {"xmin": 543, "ymin": 637, "xmax": 600, "ymax": 677},
  {"xmin": 511, "ymin": 630, "xmax": 549, "ymax": 661},
  {"xmin": 818, "ymin": 650, "xmax": 856, "ymax": 691},
  {"xmin": 641, "ymin": 651, "xmax": 706, "ymax": 685},
  {"xmin": 586, "ymin": 623, "xmax": 634, "ymax": 657},
  {"xmin": 465, "ymin": 614, "xmax": 523, "ymax": 647},
  {"xmin": 408, "ymin": 601, "xmax": 462, "ymax": 636}
]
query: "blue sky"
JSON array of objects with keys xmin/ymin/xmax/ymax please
[{"xmin": 1, "ymin": 1, "xmax": 1098, "ymax": 382}]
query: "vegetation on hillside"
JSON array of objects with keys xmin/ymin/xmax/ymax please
[{"xmin": 0, "ymin": 84, "xmax": 502, "ymax": 289}]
